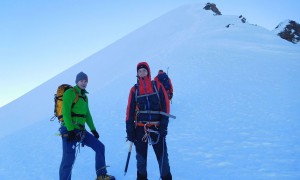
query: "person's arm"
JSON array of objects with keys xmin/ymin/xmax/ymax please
[
  {"xmin": 125, "ymin": 87, "xmax": 136, "ymax": 141},
  {"xmin": 86, "ymin": 101, "xmax": 96, "ymax": 131},
  {"xmin": 158, "ymin": 84, "xmax": 170, "ymax": 137}
]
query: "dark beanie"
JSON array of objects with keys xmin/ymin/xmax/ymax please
[{"xmin": 75, "ymin": 72, "xmax": 88, "ymax": 84}]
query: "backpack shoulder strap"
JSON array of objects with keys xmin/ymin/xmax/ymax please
[
  {"xmin": 152, "ymin": 80, "xmax": 160, "ymax": 103},
  {"xmin": 72, "ymin": 88, "xmax": 79, "ymax": 107},
  {"xmin": 135, "ymin": 81, "xmax": 160, "ymax": 103},
  {"xmin": 134, "ymin": 84, "xmax": 139, "ymax": 103}
]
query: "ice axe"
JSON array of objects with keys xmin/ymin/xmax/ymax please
[{"xmin": 124, "ymin": 142, "xmax": 133, "ymax": 176}]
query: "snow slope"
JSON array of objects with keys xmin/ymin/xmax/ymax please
[{"xmin": 0, "ymin": 3, "xmax": 300, "ymax": 180}]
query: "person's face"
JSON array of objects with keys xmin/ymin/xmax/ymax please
[
  {"xmin": 77, "ymin": 79, "xmax": 88, "ymax": 89},
  {"xmin": 138, "ymin": 68, "xmax": 148, "ymax": 78}
]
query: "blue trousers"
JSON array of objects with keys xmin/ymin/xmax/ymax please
[{"xmin": 59, "ymin": 126, "xmax": 107, "ymax": 180}]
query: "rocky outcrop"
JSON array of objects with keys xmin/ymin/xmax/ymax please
[
  {"xmin": 203, "ymin": 3, "xmax": 222, "ymax": 15},
  {"xmin": 275, "ymin": 20, "xmax": 300, "ymax": 44}
]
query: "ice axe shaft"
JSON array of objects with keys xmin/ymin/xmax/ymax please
[{"xmin": 124, "ymin": 142, "xmax": 133, "ymax": 176}]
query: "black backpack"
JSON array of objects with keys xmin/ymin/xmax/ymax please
[{"xmin": 155, "ymin": 70, "xmax": 173, "ymax": 100}]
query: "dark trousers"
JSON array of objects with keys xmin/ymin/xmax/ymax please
[
  {"xmin": 134, "ymin": 126, "xmax": 172, "ymax": 179},
  {"xmin": 59, "ymin": 126, "xmax": 107, "ymax": 180}
]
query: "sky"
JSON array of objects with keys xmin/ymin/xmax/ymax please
[
  {"xmin": 0, "ymin": 4, "xmax": 299, "ymax": 178},
  {"xmin": 0, "ymin": 0, "xmax": 299, "ymax": 107}
]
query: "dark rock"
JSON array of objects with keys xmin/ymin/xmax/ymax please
[
  {"xmin": 239, "ymin": 15, "xmax": 246, "ymax": 23},
  {"xmin": 203, "ymin": 3, "xmax": 222, "ymax": 15},
  {"xmin": 276, "ymin": 20, "xmax": 300, "ymax": 44},
  {"xmin": 226, "ymin": 24, "xmax": 234, "ymax": 28}
]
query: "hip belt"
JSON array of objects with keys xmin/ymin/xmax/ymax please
[
  {"xmin": 137, "ymin": 110, "xmax": 176, "ymax": 119},
  {"xmin": 136, "ymin": 121, "xmax": 160, "ymax": 127}
]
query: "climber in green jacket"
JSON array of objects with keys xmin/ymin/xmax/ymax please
[
  {"xmin": 59, "ymin": 72, "xmax": 115, "ymax": 180},
  {"xmin": 62, "ymin": 84, "xmax": 95, "ymax": 131}
]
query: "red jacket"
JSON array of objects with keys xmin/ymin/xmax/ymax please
[{"xmin": 126, "ymin": 62, "xmax": 170, "ymax": 125}]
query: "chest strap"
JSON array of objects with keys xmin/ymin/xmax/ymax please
[{"xmin": 71, "ymin": 112, "xmax": 86, "ymax": 118}]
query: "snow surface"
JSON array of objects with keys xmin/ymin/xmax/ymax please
[{"xmin": 0, "ymin": 3, "xmax": 300, "ymax": 180}]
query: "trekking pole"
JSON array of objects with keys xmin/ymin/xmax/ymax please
[{"xmin": 124, "ymin": 142, "xmax": 133, "ymax": 176}]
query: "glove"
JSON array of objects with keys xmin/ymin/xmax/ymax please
[
  {"xmin": 159, "ymin": 118, "xmax": 169, "ymax": 138},
  {"xmin": 67, "ymin": 130, "xmax": 76, "ymax": 141},
  {"xmin": 91, "ymin": 130, "xmax": 100, "ymax": 139},
  {"xmin": 126, "ymin": 122, "xmax": 136, "ymax": 142},
  {"xmin": 159, "ymin": 127, "xmax": 168, "ymax": 138},
  {"xmin": 126, "ymin": 131, "xmax": 136, "ymax": 142}
]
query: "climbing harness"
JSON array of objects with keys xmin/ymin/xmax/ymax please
[{"xmin": 141, "ymin": 121, "xmax": 160, "ymax": 145}]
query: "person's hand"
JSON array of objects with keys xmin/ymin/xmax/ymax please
[
  {"xmin": 159, "ymin": 127, "xmax": 168, "ymax": 138},
  {"xmin": 91, "ymin": 130, "xmax": 100, "ymax": 139},
  {"xmin": 126, "ymin": 122, "xmax": 136, "ymax": 142},
  {"xmin": 67, "ymin": 130, "xmax": 76, "ymax": 141},
  {"xmin": 126, "ymin": 131, "xmax": 136, "ymax": 142}
]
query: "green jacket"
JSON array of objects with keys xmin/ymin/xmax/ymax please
[{"xmin": 62, "ymin": 85, "xmax": 96, "ymax": 131}]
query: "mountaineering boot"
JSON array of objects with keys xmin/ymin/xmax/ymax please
[
  {"xmin": 161, "ymin": 172, "xmax": 172, "ymax": 180},
  {"xmin": 96, "ymin": 174, "xmax": 115, "ymax": 180},
  {"xmin": 137, "ymin": 172, "xmax": 148, "ymax": 180}
]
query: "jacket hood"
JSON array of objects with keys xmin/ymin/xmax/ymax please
[{"xmin": 137, "ymin": 62, "xmax": 151, "ymax": 78}]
